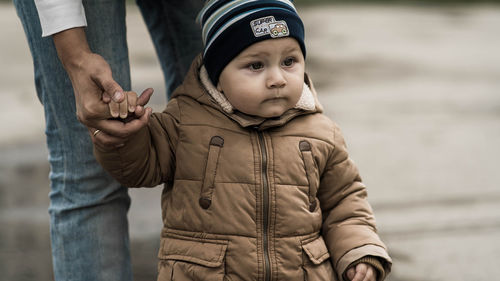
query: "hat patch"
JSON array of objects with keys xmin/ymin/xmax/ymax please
[{"xmin": 251, "ymin": 16, "xmax": 289, "ymax": 38}]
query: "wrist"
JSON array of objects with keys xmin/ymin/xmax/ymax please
[
  {"xmin": 344, "ymin": 256, "xmax": 386, "ymax": 281},
  {"xmin": 52, "ymin": 27, "xmax": 93, "ymax": 71}
]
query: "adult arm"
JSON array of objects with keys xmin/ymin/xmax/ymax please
[
  {"xmin": 36, "ymin": 0, "xmax": 135, "ymax": 127},
  {"xmin": 52, "ymin": 27, "xmax": 131, "ymax": 123}
]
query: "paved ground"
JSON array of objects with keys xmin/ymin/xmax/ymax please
[{"xmin": 1, "ymin": 3, "xmax": 500, "ymax": 281}]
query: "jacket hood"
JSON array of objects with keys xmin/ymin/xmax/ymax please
[{"xmin": 171, "ymin": 54, "xmax": 324, "ymax": 130}]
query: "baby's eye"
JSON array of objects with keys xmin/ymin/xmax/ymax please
[
  {"xmin": 249, "ymin": 62, "xmax": 264, "ymax": 70},
  {"xmin": 283, "ymin": 57, "xmax": 295, "ymax": 67}
]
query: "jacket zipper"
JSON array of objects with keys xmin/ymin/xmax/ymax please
[{"xmin": 257, "ymin": 131, "xmax": 271, "ymax": 281}]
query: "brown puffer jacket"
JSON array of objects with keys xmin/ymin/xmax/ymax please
[{"xmin": 95, "ymin": 56, "xmax": 391, "ymax": 281}]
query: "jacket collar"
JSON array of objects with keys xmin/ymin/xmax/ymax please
[{"xmin": 171, "ymin": 54, "xmax": 323, "ymax": 130}]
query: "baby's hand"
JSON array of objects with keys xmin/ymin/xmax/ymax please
[
  {"xmin": 91, "ymin": 88, "xmax": 154, "ymax": 150},
  {"xmin": 346, "ymin": 262, "xmax": 377, "ymax": 281},
  {"xmin": 108, "ymin": 90, "xmax": 139, "ymax": 119}
]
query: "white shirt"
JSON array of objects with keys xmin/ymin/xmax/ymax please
[{"xmin": 35, "ymin": 0, "xmax": 87, "ymax": 37}]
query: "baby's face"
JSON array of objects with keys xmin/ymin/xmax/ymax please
[{"xmin": 217, "ymin": 37, "xmax": 305, "ymax": 118}]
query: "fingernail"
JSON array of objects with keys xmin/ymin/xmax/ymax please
[
  {"xmin": 115, "ymin": 143, "xmax": 125, "ymax": 148},
  {"xmin": 113, "ymin": 91, "xmax": 123, "ymax": 101},
  {"xmin": 129, "ymin": 105, "xmax": 135, "ymax": 112}
]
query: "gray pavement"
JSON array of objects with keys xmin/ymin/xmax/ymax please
[{"xmin": 1, "ymin": 3, "xmax": 500, "ymax": 281}]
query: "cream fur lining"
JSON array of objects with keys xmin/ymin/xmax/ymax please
[
  {"xmin": 199, "ymin": 65, "xmax": 315, "ymax": 114},
  {"xmin": 295, "ymin": 80, "xmax": 316, "ymax": 111},
  {"xmin": 200, "ymin": 66, "xmax": 234, "ymax": 113}
]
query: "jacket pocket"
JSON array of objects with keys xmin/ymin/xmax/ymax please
[
  {"xmin": 299, "ymin": 140, "xmax": 319, "ymax": 212},
  {"xmin": 301, "ymin": 236, "xmax": 337, "ymax": 281},
  {"xmin": 157, "ymin": 235, "xmax": 228, "ymax": 281},
  {"xmin": 199, "ymin": 136, "xmax": 224, "ymax": 209}
]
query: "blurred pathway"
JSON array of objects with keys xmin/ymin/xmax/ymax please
[{"xmin": 1, "ymin": 3, "xmax": 500, "ymax": 281}]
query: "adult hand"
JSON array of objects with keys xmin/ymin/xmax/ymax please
[
  {"xmin": 52, "ymin": 27, "xmax": 132, "ymax": 127},
  {"xmin": 90, "ymin": 88, "xmax": 154, "ymax": 150}
]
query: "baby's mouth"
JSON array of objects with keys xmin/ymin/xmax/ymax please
[{"xmin": 266, "ymin": 90, "xmax": 283, "ymax": 100}]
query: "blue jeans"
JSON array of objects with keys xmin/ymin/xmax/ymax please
[{"xmin": 13, "ymin": 0, "xmax": 202, "ymax": 280}]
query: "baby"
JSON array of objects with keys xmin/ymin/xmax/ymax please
[{"xmin": 92, "ymin": 1, "xmax": 392, "ymax": 280}]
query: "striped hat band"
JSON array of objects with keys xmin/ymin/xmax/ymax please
[{"xmin": 197, "ymin": 0, "xmax": 306, "ymax": 84}]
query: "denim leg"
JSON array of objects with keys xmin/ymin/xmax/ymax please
[
  {"xmin": 13, "ymin": 1, "xmax": 132, "ymax": 281},
  {"xmin": 136, "ymin": 0, "xmax": 204, "ymax": 97}
]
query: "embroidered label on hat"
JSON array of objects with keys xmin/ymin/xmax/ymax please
[{"xmin": 251, "ymin": 16, "xmax": 289, "ymax": 38}]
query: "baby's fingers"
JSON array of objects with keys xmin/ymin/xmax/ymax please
[
  {"xmin": 109, "ymin": 100, "xmax": 120, "ymax": 118},
  {"xmin": 119, "ymin": 95, "xmax": 129, "ymax": 119},
  {"xmin": 109, "ymin": 99, "xmax": 130, "ymax": 119},
  {"xmin": 351, "ymin": 263, "xmax": 368, "ymax": 281},
  {"xmin": 364, "ymin": 268, "xmax": 377, "ymax": 281},
  {"xmin": 137, "ymin": 88, "xmax": 154, "ymax": 106},
  {"xmin": 126, "ymin": 91, "xmax": 137, "ymax": 113},
  {"xmin": 362, "ymin": 267, "xmax": 376, "ymax": 281},
  {"xmin": 346, "ymin": 267, "xmax": 356, "ymax": 280}
]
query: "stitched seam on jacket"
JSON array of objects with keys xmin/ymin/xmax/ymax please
[
  {"xmin": 173, "ymin": 178, "xmax": 311, "ymax": 187},
  {"xmin": 164, "ymin": 227, "xmax": 320, "ymax": 239},
  {"xmin": 174, "ymin": 179, "xmax": 257, "ymax": 185},
  {"xmin": 270, "ymin": 135, "xmax": 278, "ymax": 280}
]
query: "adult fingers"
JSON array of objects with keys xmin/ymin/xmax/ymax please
[
  {"xmin": 94, "ymin": 107, "xmax": 152, "ymax": 138},
  {"xmin": 108, "ymin": 101, "xmax": 120, "ymax": 118},
  {"xmin": 75, "ymin": 92, "xmax": 114, "ymax": 127},
  {"xmin": 89, "ymin": 127, "xmax": 125, "ymax": 150},
  {"xmin": 93, "ymin": 119, "xmax": 131, "ymax": 138},
  {"xmin": 102, "ymin": 92, "xmax": 111, "ymax": 103},
  {"xmin": 88, "ymin": 57, "xmax": 125, "ymax": 104},
  {"xmin": 114, "ymin": 107, "xmax": 152, "ymax": 137},
  {"xmin": 66, "ymin": 53, "xmax": 119, "ymax": 125},
  {"xmin": 96, "ymin": 132, "xmax": 126, "ymax": 149},
  {"xmin": 126, "ymin": 107, "xmax": 152, "ymax": 129},
  {"xmin": 97, "ymin": 75, "xmax": 125, "ymax": 103},
  {"xmin": 137, "ymin": 88, "xmax": 154, "ymax": 106}
]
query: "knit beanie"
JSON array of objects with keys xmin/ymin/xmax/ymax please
[{"xmin": 197, "ymin": 0, "xmax": 306, "ymax": 85}]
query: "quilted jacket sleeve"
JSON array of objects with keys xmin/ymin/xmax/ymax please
[
  {"xmin": 317, "ymin": 123, "xmax": 392, "ymax": 280},
  {"xmin": 93, "ymin": 99, "xmax": 181, "ymax": 187}
]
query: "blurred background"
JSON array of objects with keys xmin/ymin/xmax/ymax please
[{"xmin": 1, "ymin": 1, "xmax": 500, "ymax": 280}]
